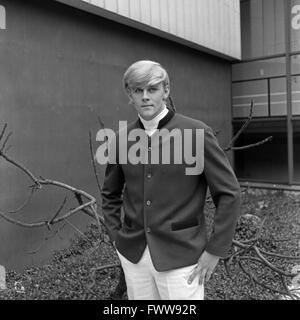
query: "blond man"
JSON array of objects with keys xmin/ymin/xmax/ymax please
[{"xmin": 101, "ymin": 60, "xmax": 241, "ymax": 300}]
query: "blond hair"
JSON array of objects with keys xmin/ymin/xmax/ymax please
[{"xmin": 123, "ymin": 60, "xmax": 170, "ymax": 92}]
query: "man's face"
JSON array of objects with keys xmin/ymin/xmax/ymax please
[{"xmin": 128, "ymin": 82, "xmax": 169, "ymax": 120}]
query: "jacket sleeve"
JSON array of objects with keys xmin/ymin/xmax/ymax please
[
  {"xmin": 203, "ymin": 126, "xmax": 241, "ymax": 257},
  {"xmin": 101, "ymin": 162, "xmax": 125, "ymax": 243}
]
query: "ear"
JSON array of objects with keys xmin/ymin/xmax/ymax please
[{"xmin": 163, "ymin": 85, "xmax": 170, "ymax": 100}]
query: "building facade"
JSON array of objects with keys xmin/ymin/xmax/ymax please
[
  {"xmin": 233, "ymin": 0, "xmax": 300, "ymax": 185},
  {"xmin": 0, "ymin": 0, "xmax": 240, "ymax": 271}
]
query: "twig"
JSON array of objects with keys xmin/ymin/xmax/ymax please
[
  {"xmin": 230, "ymin": 136, "xmax": 273, "ymax": 151},
  {"xmin": 239, "ymin": 254, "xmax": 294, "ymax": 278},
  {"xmin": 224, "ymin": 100, "xmax": 254, "ymax": 151},
  {"xmin": 47, "ymin": 196, "xmax": 68, "ymax": 229},
  {"xmin": 73, "ymin": 192, "xmax": 105, "ymax": 226},
  {"xmin": 238, "ymin": 260, "xmax": 290, "ymax": 298},
  {"xmin": 27, "ymin": 223, "xmax": 66, "ymax": 254},
  {"xmin": 252, "ymin": 246, "xmax": 295, "ymax": 277},
  {"xmin": 89, "ymin": 130, "xmax": 102, "ymax": 194},
  {"xmin": 0, "ymin": 197, "xmax": 93, "ymax": 228},
  {"xmin": 0, "ymin": 151, "xmax": 41, "ymax": 187},
  {"xmin": 258, "ymin": 248, "xmax": 300, "ymax": 260},
  {"xmin": 0, "ymin": 123, "xmax": 8, "ymax": 142},
  {"xmin": 0, "ymin": 131, "xmax": 13, "ymax": 153}
]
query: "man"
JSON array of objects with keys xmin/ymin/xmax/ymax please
[{"xmin": 100, "ymin": 60, "xmax": 241, "ymax": 300}]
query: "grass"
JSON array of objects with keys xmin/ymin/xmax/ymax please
[{"xmin": 0, "ymin": 188, "xmax": 299, "ymax": 300}]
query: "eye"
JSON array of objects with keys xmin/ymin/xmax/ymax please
[
  {"xmin": 149, "ymin": 87, "xmax": 158, "ymax": 92},
  {"xmin": 134, "ymin": 88, "xmax": 143, "ymax": 94}
]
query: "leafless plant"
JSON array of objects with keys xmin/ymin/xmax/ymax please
[{"xmin": 0, "ymin": 99, "xmax": 299, "ymax": 300}]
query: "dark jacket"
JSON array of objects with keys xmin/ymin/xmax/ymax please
[{"xmin": 101, "ymin": 109, "xmax": 241, "ymax": 271}]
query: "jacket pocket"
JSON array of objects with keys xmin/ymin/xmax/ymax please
[{"xmin": 171, "ymin": 217, "xmax": 199, "ymax": 231}]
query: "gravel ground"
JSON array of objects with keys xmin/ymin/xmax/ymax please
[{"xmin": 0, "ymin": 187, "xmax": 299, "ymax": 300}]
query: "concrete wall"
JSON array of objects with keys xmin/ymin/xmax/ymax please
[
  {"xmin": 61, "ymin": 0, "xmax": 241, "ymax": 60},
  {"xmin": 0, "ymin": 0, "xmax": 232, "ymax": 271}
]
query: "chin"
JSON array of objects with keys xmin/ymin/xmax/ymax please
[{"xmin": 141, "ymin": 111, "xmax": 155, "ymax": 120}]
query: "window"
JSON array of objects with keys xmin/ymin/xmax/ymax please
[
  {"xmin": 270, "ymin": 77, "xmax": 287, "ymax": 116},
  {"xmin": 232, "ymin": 80, "xmax": 268, "ymax": 118},
  {"xmin": 233, "ymin": 120, "xmax": 288, "ymax": 183}
]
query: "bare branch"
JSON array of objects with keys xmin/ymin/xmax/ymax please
[
  {"xmin": 73, "ymin": 192, "xmax": 105, "ymax": 226},
  {"xmin": 0, "ymin": 123, "xmax": 8, "ymax": 142},
  {"xmin": 89, "ymin": 130, "xmax": 102, "ymax": 194},
  {"xmin": 238, "ymin": 260, "xmax": 292, "ymax": 298},
  {"xmin": 252, "ymin": 246, "xmax": 295, "ymax": 277},
  {"xmin": 27, "ymin": 223, "xmax": 66, "ymax": 254},
  {"xmin": 47, "ymin": 196, "xmax": 68, "ymax": 229},
  {"xmin": 229, "ymin": 136, "xmax": 273, "ymax": 151},
  {"xmin": 0, "ymin": 131, "xmax": 13, "ymax": 153},
  {"xmin": 0, "ymin": 151, "xmax": 41, "ymax": 187},
  {"xmin": 225, "ymin": 100, "xmax": 254, "ymax": 151},
  {"xmin": 258, "ymin": 248, "xmax": 300, "ymax": 260}
]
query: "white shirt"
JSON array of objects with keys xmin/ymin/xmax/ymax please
[{"xmin": 138, "ymin": 105, "xmax": 169, "ymax": 136}]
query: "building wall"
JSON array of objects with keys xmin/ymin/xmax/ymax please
[
  {"xmin": 233, "ymin": 0, "xmax": 300, "ymax": 185},
  {"xmin": 58, "ymin": 0, "xmax": 241, "ymax": 60},
  {"xmin": 0, "ymin": 0, "xmax": 233, "ymax": 271}
]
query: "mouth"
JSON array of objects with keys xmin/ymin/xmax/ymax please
[{"xmin": 141, "ymin": 105, "xmax": 153, "ymax": 108}]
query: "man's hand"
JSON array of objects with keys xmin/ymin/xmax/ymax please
[{"xmin": 187, "ymin": 251, "xmax": 220, "ymax": 285}]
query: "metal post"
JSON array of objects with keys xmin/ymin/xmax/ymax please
[{"xmin": 284, "ymin": 0, "xmax": 293, "ymax": 184}]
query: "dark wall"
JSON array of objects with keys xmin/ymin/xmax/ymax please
[{"xmin": 0, "ymin": 0, "xmax": 232, "ymax": 271}]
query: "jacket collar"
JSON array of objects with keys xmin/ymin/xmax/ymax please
[{"xmin": 136, "ymin": 107, "xmax": 175, "ymax": 130}]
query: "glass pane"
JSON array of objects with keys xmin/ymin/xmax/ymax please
[
  {"xmin": 292, "ymin": 75, "xmax": 300, "ymax": 115},
  {"xmin": 270, "ymin": 77, "xmax": 287, "ymax": 116},
  {"xmin": 293, "ymin": 120, "xmax": 300, "ymax": 183},
  {"xmin": 291, "ymin": 54, "xmax": 300, "ymax": 75},
  {"xmin": 232, "ymin": 57, "xmax": 286, "ymax": 82},
  {"xmin": 241, "ymin": 0, "xmax": 285, "ymax": 59},
  {"xmin": 232, "ymin": 80, "xmax": 268, "ymax": 118},
  {"xmin": 291, "ymin": 0, "xmax": 300, "ymax": 53},
  {"xmin": 233, "ymin": 120, "xmax": 288, "ymax": 183}
]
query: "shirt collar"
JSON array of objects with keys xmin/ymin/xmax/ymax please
[{"xmin": 138, "ymin": 105, "xmax": 168, "ymax": 130}]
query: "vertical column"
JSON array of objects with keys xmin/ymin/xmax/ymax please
[{"xmin": 284, "ymin": 0, "xmax": 294, "ymax": 184}]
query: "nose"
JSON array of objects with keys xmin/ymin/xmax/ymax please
[{"xmin": 142, "ymin": 89, "xmax": 149, "ymax": 101}]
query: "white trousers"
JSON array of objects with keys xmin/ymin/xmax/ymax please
[{"xmin": 116, "ymin": 246, "xmax": 204, "ymax": 300}]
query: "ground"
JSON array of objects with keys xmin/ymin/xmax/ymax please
[{"xmin": 0, "ymin": 187, "xmax": 299, "ymax": 300}]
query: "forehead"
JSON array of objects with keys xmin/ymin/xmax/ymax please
[{"xmin": 131, "ymin": 81, "xmax": 164, "ymax": 90}]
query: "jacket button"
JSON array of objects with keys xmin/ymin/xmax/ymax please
[
  {"xmin": 148, "ymin": 147, "xmax": 152, "ymax": 151},
  {"xmin": 146, "ymin": 200, "xmax": 151, "ymax": 206},
  {"xmin": 146, "ymin": 227, "xmax": 151, "ymax": 233},
  {"xmin": 147, "ymin": 173, "xmax": 152, "ymax": 178}
]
